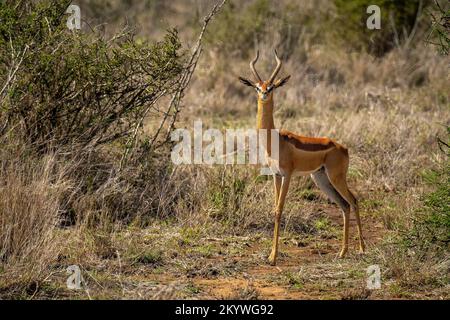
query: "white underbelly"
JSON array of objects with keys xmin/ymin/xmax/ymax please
[
  {"xmin": 265, "ymin": 157, "xmax": 321, "ymax": 177},
  {"xmin": 293, "ymin": 168, "xmax": 319, "ymax": 176}
]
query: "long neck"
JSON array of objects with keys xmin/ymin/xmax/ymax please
[
  {"xmin": 257, "ymin": 96, "xmax": 276, "ymax": 157},
  {"xmin": 256, "ymin": 96, "xmax": 275, "ymax": 130}
]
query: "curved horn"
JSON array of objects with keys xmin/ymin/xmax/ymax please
[
  {"xmin": 250, "ymin": 51, "xmax": 262, "ymax": 82},
  {"xmin": 268, "ymin": 49, "xmax": 282, "ymax": 84}
]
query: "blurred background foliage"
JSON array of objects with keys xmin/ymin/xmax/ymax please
[
  {"xmin": 203, "ymin": 0, "xmax": 441, "ymax": 58},
  {"xmin": 334, "ymin": 0, "xmax": 429, "ymax": 56}
]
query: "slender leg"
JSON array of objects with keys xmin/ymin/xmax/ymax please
[
  {"xmin": 339, "ymin": 209, "xmax": 350, "ymax": 258},
  {"xmin": 268, "ymin": 174, "xmax": 291, "ymax": 266},
  {"xmin": 327, "ymin": 174, "xmax": 351, "ymax": 258},
  {"xmin": 327, "ymin": 171, "xmax": 365, "ymax": 258},
  {"xmin": 273, "ymin": 175, "xmax": 282, "ymax": 208},
  {"xmin": 351, "ymin": 197, "xmax": 365, "ymax": 253}
]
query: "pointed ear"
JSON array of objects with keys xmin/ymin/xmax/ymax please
[
  {"xmin": 273, "ymin": 75, "xmax": 291, "ymax": 88},
  {"xmin": 238, "ymin": 76, "xmax": 255, "ymax": 88}
]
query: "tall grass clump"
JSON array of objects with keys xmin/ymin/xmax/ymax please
[
  {"xmin": 373, "ymin": 129, "xmax": 449, "ymax": 293},
  {"xmin": 0, "ymin": 150, "xmax": 71, "ymax": 288}
]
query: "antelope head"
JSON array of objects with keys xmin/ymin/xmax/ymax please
[{"xmin": 238, "ymin": 50, "xmax": 291, "ymax": 103}]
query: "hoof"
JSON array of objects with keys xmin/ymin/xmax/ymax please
[
  {"xmin": 338, "ymin": 248, "xmax": 348, "ymax": 259},
  {"xmin": 359, "ymin": 240, "xmax": 366, "ymax": 254},
  {"xmin": 268, "ymin": 254, "xmax": 277, "ymax": 266}
]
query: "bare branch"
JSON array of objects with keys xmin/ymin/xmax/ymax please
[{"xmin": 0, "ymin": 45, "xmax": 29, "ymax": 100}]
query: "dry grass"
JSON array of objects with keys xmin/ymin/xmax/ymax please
[
  {"xmin": 0, "ymin": 0, "xmax": 448, "ymax": 300},
  {"xmin": 0, "ymin": 152, "xmax": 71, "ymax": 292}
]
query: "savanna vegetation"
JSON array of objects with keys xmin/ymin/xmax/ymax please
[{"xmin": 0, "ymin": 0, "xmax": 448, "ymax": 299}]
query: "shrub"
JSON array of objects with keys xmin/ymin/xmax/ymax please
[
  {"xmin": 0, "ymin": 0, "xmax": 183, "ymax": 150},
  {"xmin": 405, "ymin": 127, "xmax": 450, "ymax": 252},
  {"xmin": 426, "ymin": 0, "xmax": 450, "ymax": 54}
]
